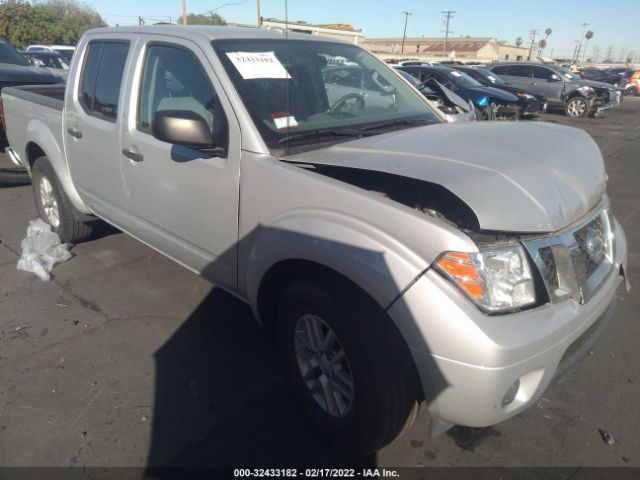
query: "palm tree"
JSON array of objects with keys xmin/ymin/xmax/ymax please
[
  {"xmin": 544, "ymin": 27, "xmax": 552, "ymax": 39},
  {"xmin": 582, "ymin": 30, "xmax": 594, "ymax": 63}
]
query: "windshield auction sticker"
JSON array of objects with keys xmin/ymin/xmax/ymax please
[{"xmin": 226, "ymin": 51, "xmax": 291, "ymax": 79}]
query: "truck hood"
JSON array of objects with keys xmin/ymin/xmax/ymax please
[{"xmin": 284, "ymin": 122, "xmax": 607, "ymax": 233}]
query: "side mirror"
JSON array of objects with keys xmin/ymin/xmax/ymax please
[{"xmin": 152, "ymin": 110, "xmax": 215, "ymax": 149}]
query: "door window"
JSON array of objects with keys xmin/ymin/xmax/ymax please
[
  {"xmin": 490, "ymin": 65, "xmax": 509, "ymax": 75},
  {"xmin": 507, "ymin": 65, "xmax": 533, "ymax": 78},
  {"xmin": 532, "ymin": 66, "xmax": 555, "ymax": 80},
  {"xmin": 138, "ymin": 44, "xmax": 228, "ymax": 152},
  {"xmin": 79, "ymin": 41, "xmax": 129, "ymax": 120}
]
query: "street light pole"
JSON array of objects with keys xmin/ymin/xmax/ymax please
[
  {"xmin": 182, "ymin": 0, "xmax": 187, "ymax": 24},
  {"xmin": 401, "ymin": 11, "xmax": 412, "ymax": 57}
]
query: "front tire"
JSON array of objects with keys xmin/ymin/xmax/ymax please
[
  {"xmin": 564, "ymin": 96, "xmax": 590, "ymax": 117},
  {"xmin": 32, "ymin": 157, "xmax": 95, "ymax": 243},
  {"xmin": 277, "ymin": 275, "xmax": 420, "ymax": 455},
  {"xmin": 626, "ymin": 86, "xmax": 638, "ymax": 97}
]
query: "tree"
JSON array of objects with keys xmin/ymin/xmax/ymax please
[
  {"xmin": 581, "ymin": 30, "xmax": 593, "ymax": 63},
  {"xmin": 515, "ymin": 36, "xmax": 523, "ymax": 47},
  {"xmin": 0, "ymin": 0, "xmax": 43, "ymax": 48},
  {"xmin": 178, "ymin": 11, "xmax": 226, "ymax": 25},
  {"xmin": 0, "ymin": 0, "xmax": 106, "ymax": 48},
  {"xmin": 544, "ymin": 27, "xmax": 552, "ymax": 38},
  {"xmin": 33, "ymin": 0, "xmax": 105, "ymax": 45}
]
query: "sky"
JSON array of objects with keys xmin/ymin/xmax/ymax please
[{"xmin": 89, "ymin": 0, "xmax": 640, "ymax": 60}]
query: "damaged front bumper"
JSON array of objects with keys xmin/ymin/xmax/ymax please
[
  {"xmin": 591, "ymin": 88, "xmax": 623, "ymax": 116},
  {"xmin": 387, "ymin": 215, "xmax": 628, "ymax": 434}
]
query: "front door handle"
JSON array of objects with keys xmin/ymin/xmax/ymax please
[
  {"xmin": 67, "ymin": 127, "xmax": 83, "ymax": 139},
  {"xmin": 122, "ymin": 148, "xmax": 144, "ymax": 162}
]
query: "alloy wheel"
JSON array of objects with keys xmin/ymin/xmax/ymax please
[
  {"xmin": 39, "ymin": 176, "xmax": 60, "ymax": 228},
  {"xmin": 567, "ymin": 98, "xmax": 587, "ymax": 117},
  {"xmin": 294, "ymin": 314, "xmax": 354, "ymax": 417}
]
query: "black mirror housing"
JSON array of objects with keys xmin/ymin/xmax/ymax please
[{"xmin": 152, "ymin": 110, "xmax": 215, "ymax": 149}]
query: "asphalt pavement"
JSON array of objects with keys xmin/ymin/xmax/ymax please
[{"xmin": 1, "ymin": 100, "xmax": 639, "ymax": 469}]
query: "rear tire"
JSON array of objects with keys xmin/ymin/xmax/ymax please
[
  {"xmin": 32, "ymin": 157, "xmax": 95, "ymax": 243},
  {"xmin": 564, "ymin": 96, "xmax": 590, "ymax": 117},
  {"xmin": 277, "ymin": 275, "xmax": 420, "ymax": 455}
]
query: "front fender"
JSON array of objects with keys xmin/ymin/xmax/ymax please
[
  {"xmin": 25, "ymin": 118, "xmax": 90, "ymax": 214},
  {"xmin": 243, "ymin": 209, "xmax": 430, "ymax": 315}
]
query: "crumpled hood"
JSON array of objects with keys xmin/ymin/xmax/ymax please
[
  {"xmin": 284, "ymin": 122, "xmax": 607, "ymax": 233},
  {"xmin": 573, "ymin": 78, "xmax": 618, "ymax": 91}
]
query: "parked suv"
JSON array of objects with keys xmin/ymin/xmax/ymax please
[{"xmin": 488, "ymin": 62, "xmax": 622, "ymax": 117}]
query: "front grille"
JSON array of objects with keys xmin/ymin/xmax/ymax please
[{"xmin": 524, "ymin": 207, "xmax": 614, "ymax": 304}]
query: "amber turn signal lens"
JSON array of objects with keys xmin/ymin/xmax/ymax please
[{"xmin": 436, "ymin": 252, "xmax": 484, "ymax": 300}]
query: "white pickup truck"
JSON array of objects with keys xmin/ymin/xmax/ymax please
[{"xmin": 2, "ymin": 26, "xmax": 629, "ymax": 454}]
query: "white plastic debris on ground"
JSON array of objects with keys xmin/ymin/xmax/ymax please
[{"xmin": 17, "ymin": 219, "xmax": 71, "ymax": 281}]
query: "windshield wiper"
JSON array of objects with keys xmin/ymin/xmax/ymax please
[
  {"xmin": 356, "ymin": 118, "xmax": 431, "ymax": 133},
  {"xmin": 278, "ymin": 129, "xmax": 362, "ymax": 145}
]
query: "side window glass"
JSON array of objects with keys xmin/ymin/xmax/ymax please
[
  {"xmin": 80, "ymin": 42, "xmax": 101, "ymax": 112},
  {"xmin": 93, "ymin": 43, "xmax": 129, "ymax": 119},
  {"xmin": 138, "ymin": 44, "xmax": 228, "ymax": 151},
  {"xmin": 532, "ymin": 66, "xmax": 553, "ymax": 80},
  {"xmin": 508, "ymin": 65, "xmax": 533, "ymax": 78},
  {"xmin": 79, "ymin": 41, "xmax": 129, "ymax": 120},
  {"xmin": 491, "ymin": 65, "xmax": 508, "ymax": 75}
]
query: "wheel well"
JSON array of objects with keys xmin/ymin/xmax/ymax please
[
  {"xmin": 26, "ymin": 142, "xmax": 46, "ymax": 169},
  {"xmin": 256, "ymin": 259, "xmax": 425, "ymax": 401},
  {"xmin": 257, "ymin": 260, "xmax": 353, "ymax": 336}
]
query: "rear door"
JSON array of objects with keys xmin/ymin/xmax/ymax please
[
  {"xmin": 117, "ymin": 37, "xmax": 241, "ymax": 289},
  {"xmin": 65, "ymin": 38, "xmax": 132, "ymax": 214},
  {"xmin": 501, "ymin": 64, "xmax": 534, "ymax": 88}
]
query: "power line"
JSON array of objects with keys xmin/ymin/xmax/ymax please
[{"xmin": 441, "ymin": 10, "xmax": 455, "ymax": 57}]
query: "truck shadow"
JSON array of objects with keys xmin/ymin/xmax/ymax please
[
  {"xmin": 145, "ymin": 287, "xmax": 376, "ymax": 470},
  {"xmin": 139, "ymin": 229, "xmax": 448, "ymax": 472}
]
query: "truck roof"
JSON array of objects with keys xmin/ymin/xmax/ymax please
[{"xmin": 85, "ymin": 25, "xmax": 343, "ymax": 44}]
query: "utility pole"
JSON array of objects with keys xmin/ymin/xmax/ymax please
[
  {"xmin": 441, "ymin": 10, "xmax": 455, "ymax": 58},
  {"xmin": 574, "ymin": 22, "xmax": 589, "ymax": 63},
  {"xmin": 527, "ymin": 29, "xmax": 538, "ymax": 61},
  {"xmin": 400, "ymin": 11, "xmax": 412, "ymax": 56},
  {"xmin": 182, "ymin": 0, "xmax": 187, "ymax": 25},
  {"xmin": 257, "ymin": 0, "xmax": 262, "ymax": 28}
]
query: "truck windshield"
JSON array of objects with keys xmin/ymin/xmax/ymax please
[{"xmin": 213, "ymin": 39, "xmax": 440, "ymax": 150}]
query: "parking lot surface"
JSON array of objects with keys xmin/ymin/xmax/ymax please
[{"xmin": 1, "ymin": 100, "xmax": 639, "ymax": 468}]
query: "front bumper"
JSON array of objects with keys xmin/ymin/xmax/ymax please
[{"xmin": 387, "ymin": 219, "xmax": 627, "ymax": 430}]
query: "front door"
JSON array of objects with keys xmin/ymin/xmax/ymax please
[{"xmin": 117, "ymin": 39, "xmax": 241, "ymax": 290}]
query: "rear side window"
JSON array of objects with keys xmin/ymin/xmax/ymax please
[
  {"xmin": 490, "ymin": 65, "xmax": 508, "ymax": 75},
  {"xmin": 79, "ymin": 41, "xmax": 129, "ymax": 121}
]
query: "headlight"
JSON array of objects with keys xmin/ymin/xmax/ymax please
[
  {"xmin": 435, "ymin": 245, "xmax": 537, "ymax": 313},
  {"xmin": 576, "ymin": 86, "xmax": 595, "ymax": 96},
  {"xmin": 515, "ymin": 92, "xmax": 534, "ymax": 99}
]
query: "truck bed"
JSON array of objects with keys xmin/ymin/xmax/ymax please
[
  {"xmin": 2, "ymin": 84, "xmax": 66, "ymax": 171},
  {"xmin": 3, "ymin": 84, "xmax": 65, "ymax": 111}
]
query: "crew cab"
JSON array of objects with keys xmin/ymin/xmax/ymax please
[{"xmin": 2, "ymin": 26, "xmax": 629, "ymax": 455}]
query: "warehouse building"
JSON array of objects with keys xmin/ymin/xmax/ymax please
[{"xmin": 363, "ymin": 37, "xmax": 531, "ymax": 62}]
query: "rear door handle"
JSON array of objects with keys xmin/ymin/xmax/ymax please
[
  {"xmin": 122, "ymin": 148, "xmax": 144, "ymax": 162},
  {"xmin": 67, "ymin": 128, "xmax": 83, "ymax": 139}
]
